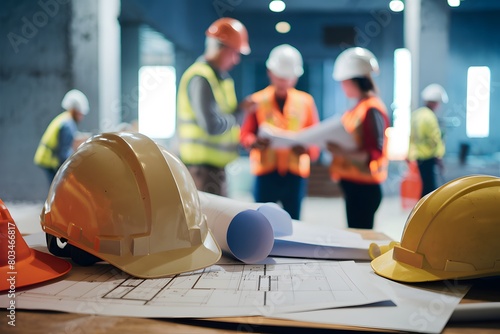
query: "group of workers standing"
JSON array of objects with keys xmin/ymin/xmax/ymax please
[{"xmin": 34, "ymin": 17, "xmax": 447, "ymax": 230}]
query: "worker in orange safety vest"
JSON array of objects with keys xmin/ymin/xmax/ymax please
[
  {"xmin": 326, "ymin": 47, "xmax": 389, "ymax": 229},
  {"xmin": 240, "ymin": 44, "xmax": 320, "ymax": 220}
]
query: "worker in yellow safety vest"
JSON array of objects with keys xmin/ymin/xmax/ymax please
[
  {"xmin": 240, "ymin": 44, "xmax": 320, "ymax": 220},
  {"xmin": 177, "ymin": 17, "xmax": 255, "ymax": 196},
  {"xmin": 326, "ymin": 47, "xmax": 389, "ymax": 229},
  {"xmin": 408, "ymin": 83, "xmax": 448, "ymax": 198},
  {"xmin": 34, "ymin": 89, "xmax": 89, "ymax": 185}
]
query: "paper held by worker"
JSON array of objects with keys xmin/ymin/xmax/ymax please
[{"xmin": 258, "ymin": 116, "xmax": 357, "ymax": 151}]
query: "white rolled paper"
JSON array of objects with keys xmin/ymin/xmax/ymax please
[{"xmin": 198, "ymin": 192, "xmax": 292, "ymax": 263}]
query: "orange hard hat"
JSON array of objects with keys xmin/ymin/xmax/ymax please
[
  {"xmin": 0, "ymin": 199, "xmax": 71, "ymax": 292},
  {"xmin": 206, "ymin": 17, "xmax": 250, "ymax": 55}
]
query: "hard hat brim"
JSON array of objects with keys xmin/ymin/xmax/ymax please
[
  {"xmin": 370, "ymin": 249, "xmax": 442, "ymax": 283},
  {"xmin": 371, "ymin": 249, "xmax": 500, "ymax": 283},
  {"xmin": 96, "ymin": 229, "xmax": 221, "ymax": 279},
  {"xmin": 1, "ymin": 248, "xmax": 71, "ymax": 291}
]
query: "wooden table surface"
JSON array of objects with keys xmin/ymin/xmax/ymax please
[
  {"xmin": 2, "ymin": 276, "xmax": 499, "ymax": 333},
  {"xmin": 4, "ymin": 230, "xmax": 499, "ymax": 333}
]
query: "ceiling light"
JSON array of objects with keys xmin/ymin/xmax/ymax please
[
  {"xmin": 389, "ymin": 0, "xmax": 404, "ymax": 12},
  {"xmin": 269, "ymin": 0, "xmax": 286, "ymax": 13},
  {"xmin": 275, "ymin": 21, "xmax": 291, "ymax": 34},
  {"xmin": 448, "ymin": 0, "xmax": 460, "ymax": 7}
]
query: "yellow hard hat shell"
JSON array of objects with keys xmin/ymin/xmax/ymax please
[
  {"xmin": 41, "ymin": 132, "xmax": 221, "ymax": 278},
  {"xmin": 372, "ymin": 175, "xmax": 500, "ymax": 282}
]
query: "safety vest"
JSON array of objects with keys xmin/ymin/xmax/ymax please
[
  {"xmin": 177, "ymin": 62, "xmax": 240, "ymax": 168},
  {"xmin": 249, "ymin": 86, "xmax": 319, "ymax": 178},
  {"xmin": 34, "ymin": 111, "xmax": 73, "ymax": 169},
  {"xmin": 408, "ymin": 106, "xmax": 445, "ymax": 161},
  {"xmin": 330, "ymin": 96, "xmax": 389, "ymax": 184}
]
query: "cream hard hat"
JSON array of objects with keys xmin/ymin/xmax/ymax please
[
  {"xmin": 41, "ymin": 132, "xmax": 221, "ymax": 278},
  {"xmin": 0, "ymin": 199, "xmax": 71, "ymax": 291},
  {"xmin": 266, "ymin": 44, "xmax": 304, "ymax": 79},
  {"xmin": 61, "ymin": 89, "xmax": 89, "ymax": 115},
  {"xmin": 206, "ymin": 17, "xmax": 251, "ymax": 55},
  {"xmin": 421, "ymin": 83, "xmax": 449, "ymax": 103},
  {"xmin": 371, "ymin": 175, "xmax": 500, "ymax": 282},
  {"xmin": 332, "ymin": 47, "xmax": 379, "ymax": 81}
]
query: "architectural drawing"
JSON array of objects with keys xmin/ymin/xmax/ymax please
[{"xmin": 2, "ymin": 260, "xmax": 389, "ymax": 318}]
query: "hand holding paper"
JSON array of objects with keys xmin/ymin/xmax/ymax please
[{"xmin": 258, "ymin": 116, "xmax": 357, "ymax": 151}]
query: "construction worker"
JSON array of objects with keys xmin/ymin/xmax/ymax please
[
  {"xmin": 177, "ymin": 17, "xmax": 254, "ymax": 196},
  {"xmin": 327, "ymin": 47, "xmax": 389, "ymax": 229},
  {"xmin": 34, "ymin": 89, "xmax": 89, "ymax": 185},
  {"xmin": 240, "ymin": 44, "xmax": 320, "ymax": 220},
  {"xmin": 408, "ymin": 83, "xmax": 448, "ymax": 198}
]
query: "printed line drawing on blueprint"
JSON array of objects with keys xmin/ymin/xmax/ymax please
[{"xmin": 4, "ymin": 260, "xmax": 389, "ymax": 318}]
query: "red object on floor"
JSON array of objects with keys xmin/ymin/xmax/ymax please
[{"xmin": 400, "ymin": 161, "xmax": 423, "ymax": 210}]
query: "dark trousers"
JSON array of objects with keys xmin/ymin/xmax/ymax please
[
  {"xmin": 42, "ymin": 167, "xmax": 58, "ymax": 187},
  {"xmin": 417, "ymin": 158, "xmax": 437, "ymax": 198},
  {"xmin": 253, "ymin": 170, "xmax": 307, "ymax": 220},
  {"xmin": 339, "ymin": 179, "xmax": 382, "ymax": 229},
  {"xmin": 187, "ymin": 165, "xmax": 227, "ymax": 196}
]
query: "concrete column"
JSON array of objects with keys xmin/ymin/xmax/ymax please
[
  {"xmin": 120, "ymin": 22, "xmax": 140, "ymax": 124},
  {"xmin": 70, "ymin": 0, "xmax": 100, "ymax": 134},
  {"xmin": 405, "ymin": 0, "xmax": 450, "ymax": 110},
  {"xmin": 98, "ymin": 0, "xmax": 121, "ymax": 132}
]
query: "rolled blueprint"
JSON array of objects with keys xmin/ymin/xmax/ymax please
[
  {"xmin": 198, "ymin": 192, "xmax": 292, "ymax": 263},
  {"xmin": 258, "ymin": 116, "xmax": 357, "ymax": 151}
]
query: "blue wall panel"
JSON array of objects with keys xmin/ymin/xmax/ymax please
[{"xmin": 445, "ymin": 11, "xmax": 500, "ymax": 155}]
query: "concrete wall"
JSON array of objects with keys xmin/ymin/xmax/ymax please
[
  {"xmin": 1, "ymin": 0, "xmax": 500, "ymax": 202},
  {"xmin": 0, "ymin": 0, "xmax": 118, "ymax": 202},
  {"xmin": 444, "ymin": 11, "xmax": 500, "ymax": 156},
  {"xmin": 1, "ymin": 0, "xmax": 76, "ymax": 202}
]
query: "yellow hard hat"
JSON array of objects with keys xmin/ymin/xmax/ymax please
[
  {"xmin": 371, "ymin": 175, "xmax": 500, "ymax": 282},
  {"xmin": 41, "ymin": 132, "xmax": 221, "ymax": 278}
]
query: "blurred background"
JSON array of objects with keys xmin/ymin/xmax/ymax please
[{"xmin": 1, "ymin": 0, "xmax": 499, "ymax": 235}]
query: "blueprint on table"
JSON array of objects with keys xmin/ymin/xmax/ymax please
[{"xmin": 1, "ymin": 258, "xmax": 389, "ymax": 318}]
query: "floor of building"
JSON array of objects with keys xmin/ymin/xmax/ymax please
[
  {"xmin": 6, "ymin": 195, "xmax": 410, "ymax": 242},
  {"xmin": 6, "ymin": 153, "xmax": 500, "ymax": 243}
]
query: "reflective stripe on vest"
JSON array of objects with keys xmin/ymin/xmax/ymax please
[
  {"xmin": 330, "ymin": 97, "xmax": 389, "ymax": 184},
  {"xmin": 177, "ymin": 62, "xmax": 239, "ymax": 168},
  {"xmin": 33, "ymin": 112, "xmax": 72, "ymax": 169},
  {"xmin": 250, "ymin": 86, "xmax": 316, "ymax": 178}
]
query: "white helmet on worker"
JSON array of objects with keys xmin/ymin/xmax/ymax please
[
  {"xmin": 61, "ymin": 89, "xmax": 89, "ymax": 115},
  {"xmin": 421, "ymin": 83, "xmax": 449, "ymax": 103},
  {"xmin": 266, "ymin": 44, "xmax": 304, "ymax": 79},
  {"xmin": 41, "ymin": 132, "xmax": 221, "ymax": 278},
  {"xmin": 371, "ymin": 175, "xmax": 500, "ymax": 283},
  {"xmin": 333, "ymin": 47, "xmax": 379, "ymax": 81}
]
